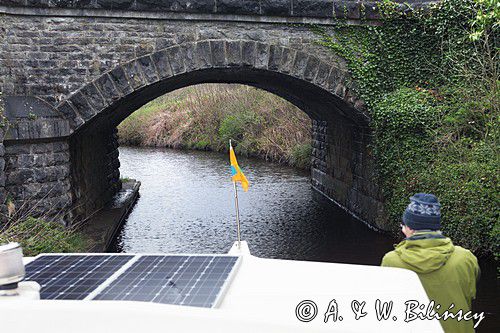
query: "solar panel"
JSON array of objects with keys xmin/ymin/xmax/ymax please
[
  {"xmin": 24, "ymin": 255, "xmax": 134, "ymax": 300},
  {"xmin": 23, "ymin": 254, "xmax": 240, "ymax": 307},
  {"xmin": 93, "ymin": 255, "xmax": 240, "ymax": 307}
]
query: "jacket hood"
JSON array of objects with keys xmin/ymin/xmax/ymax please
[{"xmin": 394, "ymin": 232, "xmax": 455, "ymax": 274}]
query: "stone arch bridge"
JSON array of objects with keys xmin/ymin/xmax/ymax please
[{"xmin": 0, "ymin": 0, "xmax": 431, "ymax": 230}]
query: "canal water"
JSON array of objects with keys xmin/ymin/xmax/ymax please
[{"xmin": 114, "ymin": 146, "xmax": 498, "ymax": 331}]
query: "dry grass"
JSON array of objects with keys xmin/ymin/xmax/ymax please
[
  {"xmin": 118, "ymin": 84, "xmax": 312, "ymax": 168},
  {"xmin": 0, "ymin": 189, "xmax": 90, "ymax": 256}
]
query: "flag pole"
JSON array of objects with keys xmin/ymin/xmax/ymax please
[
  {"xmin": 230, "ymin": 139, "xmax": 242, "ymax": 249},
  {"xmin": 233, "ymin": 181, "xmax": 242, "ymax": 249}
]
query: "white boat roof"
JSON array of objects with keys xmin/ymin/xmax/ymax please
[{"xmin": 1, "ymin": 241, "xmax": 443, "ymax": 332}]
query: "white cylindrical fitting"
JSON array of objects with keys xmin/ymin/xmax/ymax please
[{"xmin": 0, "ymin": 242, "xmax": 26, "ymax": 287}]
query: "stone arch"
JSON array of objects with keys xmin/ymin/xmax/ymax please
[
  {"xmin": 22, "ymin": 39, "xmax": 382, "ymax": 229},
  {"xmin": 55, "ymin": 39, "xmax": 369, "ymax": 133}
]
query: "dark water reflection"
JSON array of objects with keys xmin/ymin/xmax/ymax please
[{"xmin": 114, "ymin": 146, "xmax": 498, "ymax": 331}]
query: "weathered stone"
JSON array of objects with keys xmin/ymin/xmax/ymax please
[
  {"xmin": 56, "ymin": 101, "xmax": 84, "ymax": 128},
  {"xmin": 137, "ymin": 55, "xmax": 160, "ymax": 84},
  {"xmin": 335, "ymin": 82, "xmax": 347, "ymax": 99},
  {"xmin": 354, "ymin": 99, "xmax": 368, "ymax": 113},
  {"xmin": 80, "ymin": 83, "xmax": 105, "ymax": 113},
  {"xmin": 122, "ymin": 60, "xmax": 146, "ymax": 90},
  {"xmin": 151, "ymin": 49, "xmax": 173, "ymax": 79},
  {"xmin": 94, "ymin": 73, "xmax": 121, "ymax": 104},
  {"xmin": 25, "ymin": 0, "xmax": 50, "ymax": 8},
  {"xmin": 364, "ymin": 2, "xmax": 381, "ymax": 20},
  {"xmin": 27, "ymin": 142, "xmax": 68, "ymax": 154},
  {"xmin": 4, "ymin": 0, "xmax": 429, "ymax": 19},
  {"xmin": 226, "ymin": 41, "xmax": 241, "ymax": 67},
  {"xmin": 241, "ymin": 41, "xmax": 256, "ymax": 67},
  {"xmin": 210, "ymin": 40, "xmax": 226, "ymax": 67},
  {"xmin": 109, "ymin": 67, "xmax": 134, "ymax": 95},
  {"xmin": 96, "ymin": 0, "xmax": 134, "ymax": 10},
  {"xmin": 293, "ymin": 0, "xmax": 333, "ymax": 18},
  {"xmin": 0, "ymin": 4, "xmax": 400, "ymax": 228},
  {"xmin": 6, "ymin": 168, "xmax": 35, "ymax": 185},
  {"xmin": 193, "ymin": 41, "xmax": 212, "ymax": 69},
  {"xmin": 261, "ymin": 0, "xmax": 290, "ymax": 16},
  {"xmin": 268, "ymin": 45, "xmax": 283, "ymax": 71},
  {"xmin": 12, "ymin": 118, "xmax": 71, "ymax": 140},
  {"xmin": 254, "ymin": 42, "xmax": 270, "ymax": 69},
  {"xmin": 69, "ymin": 91, "xmax": 95, "ymax": 121},
  {"xmin": 279, "ymin": 47, "xmax": 295, "ymax": 74},
  {"xmin": 291, "ymin": 51, "xmax": 308, "ymax": 78},
  {"xmin": 166, "ymin": 46, "xmax": 186, "ymax": 74},
  {"xmin": 314, "ymin": 61, "xmax": 331, "ymax": 87},
  {"xmin": 217, "ymin": 0, "xmax": 260, "ymax": 15},
  {"xmin": 0, "ymin": 0, "xmax": 26, "ymax": 6},
  {"xmin": 135, "ymin": 0, "xmax": 214, "ymax": 12},
  {"xmin": 334, "ymin": 1, "xmax": 360, "ymax": 19},
  {"xmin": 181, "ymin": 43, "xmax": 197, "ymax": 72},
  {"xmin": 32, "ymin": 165, "xmax": 69, "ymax": 183},
  {"xmin": 32, "ymin": 152, "xmax": 68, "ymax": 167},
  {"xmin": 304, "ymin": 56, "xmax": 320, "ymax": 81},
  {"xmin": 326, "ymin": 67, "xmax": 343, "ymax": 93},
  {"xmin": 52, "ymin": 0, "xmax": 93, "ymax": 8}
]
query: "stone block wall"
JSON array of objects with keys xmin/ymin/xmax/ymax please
[
  {"xmin": 1, "ymin": 125, "xmax": 121, "ymax": 225},
  {"xmin": 0, "ymin": 14, "xmax": 344, "ymax": 108},
  {"xmin": 69, "ymin": 125, "xmax": 121, "ymax": 223},
  {"xmin": 107, "ymin": 128, "xmax": 122, "ymax": 196},
  {"xmin": 0, "ymin": 128, "xmax": 6, "ymax": 220},
  {"xmin": 311, "ymin": 116, "xmax": 386, "ymax": 229},
  {"xmin": 0, "ymin": 5, "xmax": 392, "ymax": 229},
  {"xmin": 0, "ymin": 0, "xmax": 437, "ymax": 21},
  {"xmin": 3, "ymin": 141, "xmax": 72, "ymax": 224}
]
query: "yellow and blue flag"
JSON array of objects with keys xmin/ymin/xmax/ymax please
[{"xmin": 230, "ymin": 145, "xmax": 249, "ymax": 192}]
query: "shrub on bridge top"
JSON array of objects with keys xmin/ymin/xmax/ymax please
[
  {"xmin": 373, "ymin": 88, "xmax": 498, "ymax": 256},
  {"xmin": 371, "ymin": 88, "xmax": 441, "ymax": 194},
  {"xmin": 316, "ymin": 0, "xmax": 499, "ymax": 258}
]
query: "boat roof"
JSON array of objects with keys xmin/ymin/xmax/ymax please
[{"xmin": 2, "ymin": 241, "xmax": 443, "ymax": 332}]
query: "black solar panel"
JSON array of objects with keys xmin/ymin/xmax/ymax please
[
  {"xmin": 94, "ymin": 255, "xmax": 239, "ymax": 307},
  {"xmin": 25, "ymin": 255, "xmax": 134, "ymax": 300}
]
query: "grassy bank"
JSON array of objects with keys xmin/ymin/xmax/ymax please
[
  {"xmin": 0, "ymin": 217, "xmax": 89, "ymax": 256},
  {"xmin": 118, "ymin": 84, "xmax": 312, "ymax": 169}
]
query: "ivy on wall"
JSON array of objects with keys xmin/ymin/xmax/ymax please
[{"xmin": 314, "ymin": 0, "xmax": 499, "ymax": 258}]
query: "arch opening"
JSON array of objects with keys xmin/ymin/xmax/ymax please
[{"xmin": 67, "ymin": 64, "xmax": 381, "ymax": 229}]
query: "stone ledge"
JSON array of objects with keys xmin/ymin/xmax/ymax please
[
  {"xmin": 80, "ymin": 179, "xmax": 140, "ymax": 252},
  {"xmin": 0, "ymin": 0, "xmax": 438, "ymax": 21},
  {"xmin": 3, "ymin": 96, "xmax": 72, "ymax": 140}
]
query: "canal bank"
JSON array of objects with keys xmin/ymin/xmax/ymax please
[{"xmin": 80, "ymin": 179, "xmax": 140, "ymax": 252}]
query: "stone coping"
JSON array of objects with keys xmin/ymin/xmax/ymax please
[
  {"xmin": 0, "ymin": 0, "xmax": 437, "ymax": 20},
  {"xmin": 80, "ymin": 179, "xmax": 141, "ymax": 252}
]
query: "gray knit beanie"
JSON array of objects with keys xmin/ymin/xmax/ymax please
[{"xmin": 402, "ymin": 193, "xmax": 441, "ymax": 230}]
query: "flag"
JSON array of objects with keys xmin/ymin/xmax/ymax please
[{"xmin": 230, "ymin": 145, "xmax": 249, "ymax": 192}]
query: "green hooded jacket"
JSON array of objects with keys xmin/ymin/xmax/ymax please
[{"xmin": 381, "ymin": 231, "xmax": 480, "ymax": 333}]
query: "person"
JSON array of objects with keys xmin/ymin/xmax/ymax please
[{"xmin": 381, "ymin": 193, "xmax": 480, "ymax": 333}]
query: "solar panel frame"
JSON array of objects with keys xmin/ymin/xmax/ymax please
[
  {"xmin": 23, "ymin": 253, "xmax": 241, "ymax": 308},
  {"xmin": 92, "ymin": 254, "xmax": 241, "ymax": 308},
  {"xmin": 24, "ymin": 254, "xmax": 135, "ymax": 300}
]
